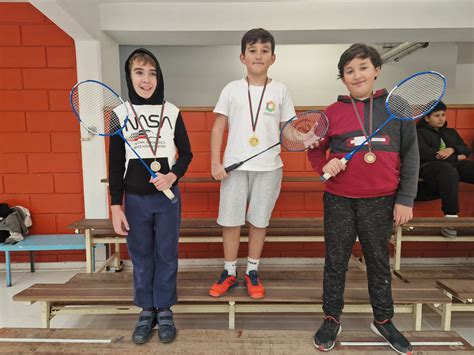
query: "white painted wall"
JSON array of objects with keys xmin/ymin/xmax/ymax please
[{"xmin": 120, "ymin": 43, "xmax": 473, "ymax": 106}]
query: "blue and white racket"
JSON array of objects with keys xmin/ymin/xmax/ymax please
[
  {"xmin": 321, "ymin": 71, "xmax": 447, "ymax": 181},
  {"xmin": 69, "ymin": 80, "xmax": 177, "ymax": 203}
]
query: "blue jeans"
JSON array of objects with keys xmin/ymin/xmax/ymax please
[{"xmin": 125, "ymin": 187, "xmax": 181, "ymax": 308}]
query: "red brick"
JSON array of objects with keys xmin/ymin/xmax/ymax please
[
  {"xmin": 48, "ymin": 90, "xmax": 71, "ymax": 111},
  {"xmin": 186, "ymin": 251, "xmax": 225, "ymax": 259},
  {"xmin": 46, "ymin": 47, "xmax": 76, "ymax": 68},
  {"xmin": 51, "ymin": 132, "xmax": 81, "ymax": 152},
  {"xmin": 0, "ymin": 111, "xmax": 26, "ymax": 132},
  {"xmin": 0, "ymin": 47, "xmax": 46, "ymax": 68},
  {"xmin": 29, "ymin": 214, "xmax": 57, "ymax": 234},
  {"xmin": 4, "ymin": 173, "xmax": 53, "ymax": 193},
  {"xmin": 23, "ymin": 68, "xmax": 76, "ymax": 89},
  {"xmin": 205, "ymin": 111, "xmax": 217, "ymax": 131},
  {"xmin": 54, "ymin": 173, "xmax": 82, "ymax": 193},
  {"xmin": 21, "ymin": 24, "xmax": 73, "ymax": 46},
  {"xmin": 304, "ymin": 192, "xmax": 324, "ymax": 210},
  {"xmin": 281, "ymin": 152, "xmax": 306, "ymax": 172},
  {"xmin": 187, "ymin": 132, "xmax": 211, "ymax": 152},
  {"xmin": 0, "ymin": 69, "xmax": 22, "ymax": 89},
  {"xmin": 0, "ymin": 176, "xmax": 3, "ymax": 193},
  {"xmin": 56, "ymin": 213, "xmax": 84, "ymax": 233},
  {"xmin": 208, "ymin": 192, "xmax": 219, "ymax": 212},
  {"xmin": 57, "ymin": 252, "xmax": 85, "ymax": 262},
  {"xmin": 0, "ymin": 3, "xmax": 46, "ymax": 23},
  {"xmin": 0, "ymin": 194, "xmax": 30, "ymax": 207},
  {"xmin": 455, "ymin": 109, "xmax": 474, "ymax": 129},
  {"xmin": 30, "ymin": 194, "xmax": 83, "ymax": 213},
  {"xmin": 181, "ymin": 112, "xmax": 207, "ymax": 132},
  {"xmin": 0, "ymin": 25, "xmax": 20, "ymax": 45},
  {"xmin": 28, "ymin": 153, "xmax": 82, "ymax": 173},
  {"xmin": 181, "ymin": 192, "xmax": 209, "ymax": 212},
  {"xmin": 33, "ymin": 254, "xmax": 59, "ymax": 263},
  {"xmin": 26, "ymin": 111, "xmax": 79, "ymax": 132},
  {"xmin": 445, "ymin": 109, "xmax": 457, "ymax": 127},
  {"xmin": 274, "ymin": 192, "xmax": 305, "ymax": 211},
  {"xmin": 0, "ymin": 90, "xmax": 48, "ymax": 110},
  {"xmin": 179, "ymin": 243, "xmax": 209, "ymax": 252},
  {"xmin": 0, "ymin": 132, "xmax": 50, "ymax": 153},
  {"xmin": 456, "ymin": 129, "xmax": 474, "ymax": 149},
  {"xmin": 186, "ymin": 152, "xmax": 210, "ymax": 173}
]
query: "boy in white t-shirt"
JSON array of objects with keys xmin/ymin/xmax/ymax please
[{"xmin": 209, "ymin": 28, "xmax": 296, "ymax": 299}]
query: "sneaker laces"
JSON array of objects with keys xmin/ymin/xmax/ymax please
[
  {"xmin": 217, "ymin": 270, "xmax": 231, "ymax": 284},
  {"xmin": 322, "ymin": 315, "xmax": 340, "ymax": 331},
  {"xmin": 247, "ymin": 270, "xmax": 259, "ymax": 286}
]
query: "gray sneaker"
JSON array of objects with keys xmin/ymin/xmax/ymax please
[{"xmin": 441, "ymin": 227, "xmax": 457, "ymax": 238}]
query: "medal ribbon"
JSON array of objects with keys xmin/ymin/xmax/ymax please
[
  {"xmin": 350, "ymin": 94, "xmax": 374, "ymax": 151},
  {"xmin": 129, "ymin": 102, "xmax": 166, "ymax": 158},
  {"xmin": 247, "ymin": 77, "xmax": 268, "ymax": 134}
]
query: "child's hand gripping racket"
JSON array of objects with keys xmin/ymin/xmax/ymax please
[
  {"xmin": 69, "ymin": 80, "xmax": 178, "ymax": 203},
  {"xmin": 321, "ymin": 70, "xmax": 447, "ymax": 181},
  {"xmin": 224, "ymin": 110, "xmax": 329, "ymax": 174}
]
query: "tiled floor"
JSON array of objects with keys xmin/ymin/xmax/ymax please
[{"xmin": 1, "ymin": 268, "xmax": 473, "ymax": 347}]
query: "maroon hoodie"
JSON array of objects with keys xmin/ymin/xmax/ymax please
[{"xmin": 307, "ymin": 89, "xmax": 419, "ymax": 207}]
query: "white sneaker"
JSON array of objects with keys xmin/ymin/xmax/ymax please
[{"xmin": 441, "ymin": 227, "xmax": 457, "ymax": 238}]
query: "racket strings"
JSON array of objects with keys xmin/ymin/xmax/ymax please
[
  {"xmin": 388, "ymin": 73, "xmax": 445, "ymax": 120},
  {"xmin": 281, "ymin": 111, "xmax": 329, "ymax": 151},
  {"xmin": 71, "ymin": 82, "xmax": 125, "ymax": 135}
]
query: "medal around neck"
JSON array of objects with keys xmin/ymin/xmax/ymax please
[
  {"xmin": 364, "ymin": 151, "xmax": 377, "ymax": 164},
  {"xmin": 249, "ymin": 135, "xmax": 259, "ymax": 147},
  {"xmin": 150, "ymin": 160, "xmax": 161, "ymax": 172}
]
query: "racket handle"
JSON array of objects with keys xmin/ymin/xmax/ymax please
[
  {"xmin": 320, "ymin": 157, "xmax": 348, "ymax": 182},
  {"xmin": 162, "ymin": 188, "xmax": 178, "ymax": 204},
  {"xmin": 225, "ymin": 162, "xmax": 244, "ymax": 173}
]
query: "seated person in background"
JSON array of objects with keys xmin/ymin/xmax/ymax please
[{"xmin": 416, "ymin": 101, "xmax": 474, "ymax": 237}]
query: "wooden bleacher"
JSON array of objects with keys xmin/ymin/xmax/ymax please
[
  {"xmin": 68, "ymin": 218, "xmax": 333, "ymax": 273},
  {"xmin": 394, "ymin": 266, "xmax": 474, "ymax": 331},
  {"xmin": 0, "ymin": 328, "xmax": 472, "ymax": 354},
  {"xmin": 13, "ymin": 268, "xmax": 452, "ymax": 331},
  {"xmin": 391, "ymin": 217, "xmax": 474, "ymax": 270}
]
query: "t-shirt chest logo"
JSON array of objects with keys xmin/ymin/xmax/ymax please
[{"xmin": 263, "ymin": 100, "xmax": 276, "ymax": 116}]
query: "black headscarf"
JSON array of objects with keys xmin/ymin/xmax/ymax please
[{"xmin": 124, "ymin": 48, "xmax": 164, "ymax": 105}]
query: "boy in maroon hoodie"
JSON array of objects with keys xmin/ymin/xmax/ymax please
[{"xmin": 308, "ymin": 44, "xmax": 418, "ymax": 354}]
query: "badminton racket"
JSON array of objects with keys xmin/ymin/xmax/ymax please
[{"xmin": 225, "ymin": 110, "xmax": 329, "ymax": 173}]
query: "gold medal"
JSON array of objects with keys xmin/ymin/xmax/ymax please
[
  {"xmin": 150, "ymin": 160, "xmax": 161, "ymax": 172},
  {"xmin": 249, "ymin": 135, "xmax": 259, "ymax": 147},
  {"xmin": 364, "ymin": 151, "xmax": 377, "ymax": 164}
]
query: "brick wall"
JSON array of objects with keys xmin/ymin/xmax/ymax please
[
  {"xmin": 1, "ymin": 3, "xmax": 473, "ymax": 263},
  {"xmin": 0, "ymin": 3, "xmax": 82, "ymax": 262}
]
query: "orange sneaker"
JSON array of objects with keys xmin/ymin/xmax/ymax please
[
  {"xmin": 244, "ymin": 270, "xmax": 265, "ymax": 299},
  {"xmin": 208, "ymin": 270, "xmax": 238, "ymax": 298}
]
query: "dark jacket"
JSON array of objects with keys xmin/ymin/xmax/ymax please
[
  {"xmin": 417, "ymin": 119, "xmax": 471, "ymax": 166},
  {"xmin": 108, "ymin": 48, "xmax": 193, "ymax": 205}
]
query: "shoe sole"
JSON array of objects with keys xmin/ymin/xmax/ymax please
[
  {"xmin": 312, "ymin": 325, "xmax": 342, "ymax": 352},
  {"xmin": 208, "ymin": 281, "xmax": 239, "ymax": 298},
  {"xmin": 248, "ymin": 292, "xmax": 265, "ymax": 299},
  {"xmin": 370, "ymin": 322, "xmax": 413, "ymax": 355}
]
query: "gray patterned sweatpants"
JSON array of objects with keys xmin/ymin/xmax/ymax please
[{"xmin": 322, "ymin": 192, "xmax": 395, "ymax": 321}]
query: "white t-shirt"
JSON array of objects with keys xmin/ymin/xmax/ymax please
[{"xmin": 213, "ymin": 79, "xmax": 296, "ymax": 171}]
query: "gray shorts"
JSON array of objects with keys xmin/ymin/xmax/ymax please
[{"xmin": 217, "ymin": 168, "xmax": 282, "ymax": 228}]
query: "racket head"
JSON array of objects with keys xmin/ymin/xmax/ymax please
[
  {"xmin": 70, "ymin": 80, "xmax": 129, "ymax": 136},
  {"xmin": 280, "ymin": 110, "xmax": 329, "ymax": 152},
  {"xmin": 386, "ymin": 71, "xmax": 446, "ymax": 120}
]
